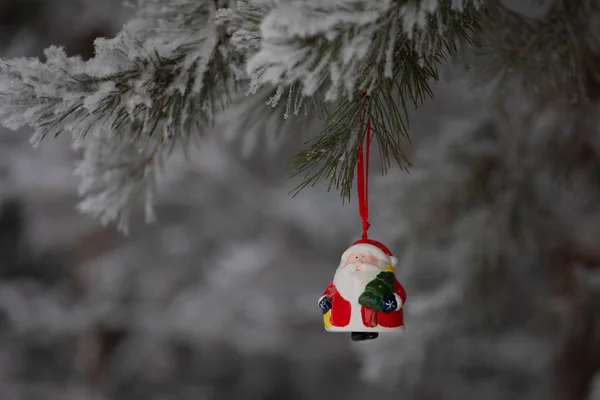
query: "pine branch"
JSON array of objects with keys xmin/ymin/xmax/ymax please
[
  {"xmin": 216, "ymin": 0, "xmax": 265, "ymax": 58},
  {"xmin": 0, "ymin": 0, "xmax": 485, "ymax": 230},
  {"xmin": 218, "ymin": 1, "xmax": 315, "ymax": 119},
  {"xmin": 463, "ymin": 0, "xmax": 600, "ymax": 105},
  {"xmin": 248, "ymin": 0, "xmax": 482, "ymax": 101},
  {"xmin": 224, "ymin": 83, "xmax": 319, "ymax": 155},
  {"xmin": 287, "ymin": 0, "xmax": 481, "ymax": 199},
  {"xmin": 0, "ymin": 0, "xmax": 241, "ymax": 232},
  {"xmin": 218, "ymin": 1, "xmax": 323, "ymax": 155},
  {"xmin": 74, "ymin": 133, "xmax": 163, "ymax": 233},
  {"xmin": 289, "ymin": 79, "xmax": 415, "ymax": 200}
]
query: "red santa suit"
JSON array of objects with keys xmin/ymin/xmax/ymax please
[{"xmin": 319, "ymin": 240, "xmax": 406, "ymax": 332}]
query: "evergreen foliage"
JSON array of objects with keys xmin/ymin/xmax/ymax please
[{"xmin": 0, "ymin": 0, "xmax": 598, "ymax": 231}]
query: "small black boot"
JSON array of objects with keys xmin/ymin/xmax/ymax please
[{"xmin": 351, "ymin": 331, "xmax": 379, "ymax": 341}]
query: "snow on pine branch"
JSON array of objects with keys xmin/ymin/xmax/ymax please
[
  {"xmin": 74, "ymin": 132, "xmax": 162, "ymax": 234},
  {"xmin": 217, "ymin": 1, "xmax": 313, "ymax": 124},
  {"xmin": 216, "ymin": 1, "xmax": 265, "ymax": 58},
  {"xmin": 247, "ymin": 0, "xmax": 483, "ymax": 102},
  {"xmin": 0, "ymin": 0, "xmax": 240, "ymax": 232},
  {"xmin": 0, "ymin": 0, "xmax": 485, "ymax": 231}
]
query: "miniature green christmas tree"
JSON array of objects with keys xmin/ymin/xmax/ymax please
[{"xmin": 358, "ymin": 271, "xmax": 395, "ymax": 312}]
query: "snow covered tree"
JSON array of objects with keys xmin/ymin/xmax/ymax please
[
  {"xmin": 1, "ymin": 0, "xmax": 596, "ymax": 236},
  {"xmin": 0, "ymin": 0, "xmax": 486, "ymax": 231},
  {"xmin": 1, "ymin": 1, "xmax": 600, "ymax": 400}
]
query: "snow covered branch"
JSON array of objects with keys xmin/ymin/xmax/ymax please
[
  {"xmin": 0, "ymin": 0, "xmax": 241, "ymax": 231},
  {"xmin": 4, "ymin": 0, "xmax": 596, "ymax": 232},
  {"xmin": 248, "ymin": 0, "xmax": 482, "ymax": 101},
  {"xmin": 251, "ymin": 0, "xmax": 482, "ymax": 199}
]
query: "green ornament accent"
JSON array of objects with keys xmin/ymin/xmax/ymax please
[{"xmin": 358, "ymin": 271, "xmax": 395, "ymax": 311}]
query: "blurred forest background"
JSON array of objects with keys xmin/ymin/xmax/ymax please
[{"xmin": 0, "ymin": 1, "xmax": 599, "ymax": 400}]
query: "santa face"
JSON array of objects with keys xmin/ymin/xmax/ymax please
[
  {"xmin": 343, "ymin": 252, "xmax": 381, "ymax": 270},
  {"xmin": 333, "ymin": 252, "xmax": 387, "ymax": 300}
]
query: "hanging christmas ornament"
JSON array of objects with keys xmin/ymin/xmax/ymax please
[{"xmin": 318, "ymin": 112, "xmax": 407, "ymax": 342}]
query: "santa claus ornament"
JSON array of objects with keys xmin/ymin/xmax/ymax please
[{"xmin": 318, "ymin": 116, "xmax": 407, "ymax": 342}]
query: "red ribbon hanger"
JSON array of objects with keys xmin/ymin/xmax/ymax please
[
  {"xmin": 352, "ymin": 101, "xmax": 392, "ymax": 254},
  {"xmin": 356, "ymin": 118, "xmax": 372, "ymax": 240}
]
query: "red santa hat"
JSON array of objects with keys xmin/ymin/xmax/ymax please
[{"xmin": 341, "ymin": 239, "xmax": 398, "ymax": 267}]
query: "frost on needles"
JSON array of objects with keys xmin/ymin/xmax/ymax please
[
  {"xmin": 0, "ymin": 0, "xmax": 242, "ymax": 232},
  {"xmin": 0, "ymin": 0, "xmax": 501, "ymax": 232}
]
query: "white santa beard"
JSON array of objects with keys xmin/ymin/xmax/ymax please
[{"xmin": 333, "ymin": 264, "xmax": 381, "ymax": 301}]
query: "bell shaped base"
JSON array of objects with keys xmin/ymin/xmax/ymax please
[{"xmin": 325, "ymin": 324, "xmax": 405, "ymax": 333}]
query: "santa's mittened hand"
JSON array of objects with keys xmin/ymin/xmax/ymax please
[
  {"xmin": 381, "ymin": 294, "xmax": 398, "ymax": 313},
  {"xmin": 318, "ymin": 296, "xmax": 332, "ymax": 314}
]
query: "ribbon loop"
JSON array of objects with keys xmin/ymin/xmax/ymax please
[{"xmin": 357, "ymin": 119, "xmax": 372, "ymax": 240}]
